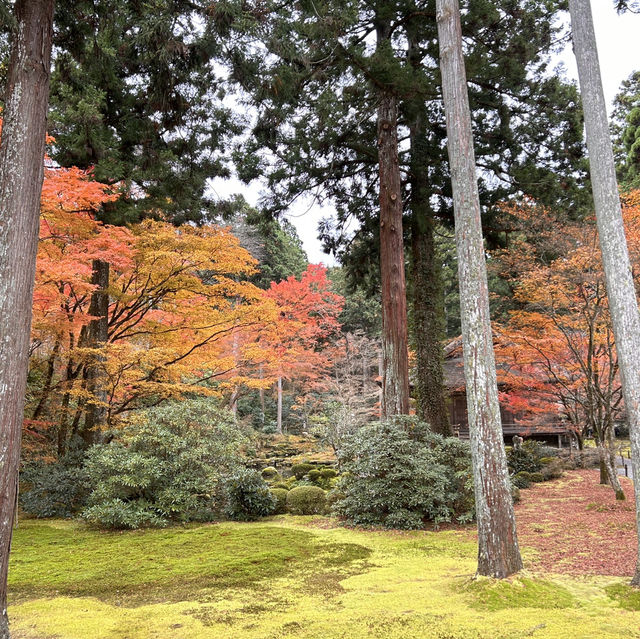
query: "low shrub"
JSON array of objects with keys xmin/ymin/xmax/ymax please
[
  {"xmin": 320, "ymin": 468, "xmax": 338, "ymax": 479},
  {"xmin": 512, "ymin": 472, "xmax": 531, "ymax": 489},
  {"xmin": 83, "ymin": 498, "xmax": 167, "ymax": 529},
  {"xmin": 272, "ymin": 482, "xmax": 290, "ymax": 490},
  {"xmin": 333, "ymin": 417, "xmax": 474, "ymax": 529},
  {"xmin": 286, "ymin": 486, "xmax": 327, "ymax": 515},
  {"xmin": 507, "ymin": 440, "xmax": 544, "ymax": 475},
  {"xmin": 224, "ymin": 468, "xmax": 276, "ymax": 521},
  {"xmin": 270, "ymin": 488, "xmax": 289, "ymax": 514},
  {"xmin": 291, "ymin": 462, "xmax": 315, "ymax": 480},
  {"xmin": 511, "ymin": 485, "xmax": 521, "ymax": 503},
  {"xmin": 20, "ymin": 448, "xmax": 90, "ymax": 518},
  {"xmin": 528, "ymin": 472, "xmax": 545, "ymax": 483},
  {"xmin": 541, "ymin": 459, "xmax": 564, "ymax": 481},
  {"xmin": 307, "ymin": 469, "xmax": 323, "ymax": 483},
  {"xmin": 82, "ymin": 399, "xmax": 246, "ymax": 529},
  {"xmin": 261, "ymin": 466, "xmax": 280, "ymax": 481}
]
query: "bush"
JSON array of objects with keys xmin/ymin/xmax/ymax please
[
  {"xmin": 320, "ymin": 468, "xmax": 338, "ymax": 479},
  {"xmin": 511, "ymin": 485, "xmax": 521, "ymax": 503},
  {"xmin": 272, "ymin": 482, "xmax": 290, "ymax": 490},
  {"xmin": 332, "ymin": 417, "xmax": 474, "ymax": 529},
  {"xmin": 261, "ymin": 466, "xmax": 280, "ymax": 481},
  {"xmin": 512, "ymin": 472, "xmax": 532, "ymax": 489},
  {"xmin": 83, "ymin": 498, "xmax": 167, "ymax": 529},
  {"xmin": 507, "ymin": 440, "xmax": 544, "ymax": 475},
  {"xmin": 270, "ymin": 488, "xmax": 289, "ymax": 514},
  {"xmin": 541, "ymin": 459, "xmax": 564, "ymax": 481},
  {"xmin": 223, "ymin": 468, "xmax": 275, "ymax": 521},
  {"xmin": 291, "ymin": 462, "xmax": 315, "ymax": 480},
  {"xmin": 82, "ymin": 399, "xmax": 246, "ymax": 529},
  {"xmin": 528, "ymin": 472, "xmax": 545, "ymax": 483},
  {"xmin": 286, "ymin": 486, "xmax": 327, "ymax": 515},
  {"xmin": 20, "ymin": 448, "xmax": 90, "ymax": 518},
  {"xmin": 307, "ymin": 469, "xmax": 323, "ymax": 482}
]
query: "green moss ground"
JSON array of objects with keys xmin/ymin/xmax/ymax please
[{"xmin": 8, "ymin": 517, "xmax": 640, "ymax": 638}]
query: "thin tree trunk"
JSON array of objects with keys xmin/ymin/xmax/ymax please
[
  {"xmin": 276, "ymin": 376, "xmax": 283, "ymax": 435},
  {"xmin": 436, "ymin": 0, "xmax": 522, "ymax": 578},
  {"xmin": 569, "ymin": 0, "xmax": 640, "ymax": 585},
  {"xmin": 259, "ymin": 365, "xmax": 265, "ymax": 427},
  {"xmin": 0, "ymin": 1, "xmax": 55, "ymax": 635},
  {"xmin": 31, "ymin": 340, "xmax": 60, "ymax": 421},
  {"xmin": 376, "ymin": 14, "xmax": 410, "ymax": 418},
  {"xmin": 83, "ymin": 259, "xmax": 109, "ymax": 445}
]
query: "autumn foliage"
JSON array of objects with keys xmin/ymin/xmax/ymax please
[
  {"xmin": 26, "ymin": 156, "xmax": 344, "ymax": 455},
  {"xmin": 492, "ymin": 193, "xmax": 640, "ymax": 454}
]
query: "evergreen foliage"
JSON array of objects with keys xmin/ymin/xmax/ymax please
[
  {"xmin": 20, "ymin": 447, "xmax": 90, "ymax": 518},
  {"xmin": 612, "ymin": 70, "xmax": 640, "ymax": 187},
  {"xmin": 333, "ymin": 418, "xmax": 474, "ymax": 529},
  {"xmin": 82, "ymin": 399, "xmax": 245, "ymax": 529},
  {"xmin": 49, "ymin": 0, "xmax": 240, "ymax": 224},
  {"xmin": 222, "ymin": 468, "xmax": 276, "ymax": 521}
]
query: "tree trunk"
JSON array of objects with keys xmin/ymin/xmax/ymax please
[
  {"xmin": 410, "ymin": 207, "xmax": 451, "ymax": 436},
  {"xmin": 276, "ymin": 376, "xmax": 283, "ymax": 435},
  {"xmin": 406, "ymin": 25, "xmax": 451, "ymax": 436},
  {"xmin": 378, "ymin": 89, "xmax": 411, "ymax": 418},
  {"xmin": 376, "ymin": 14, "xmax": 410, "ymax": 419},
  {"xmin": 83, "ymin": 259, "xmax": 110, "ymax": 445},
  {"xmin": 436, "ymin": 0, "xmax": 522, "ymax": 578},
  {"xmin": 569, "ymin": 0, "xmax": 640, "ymax": 585},
  {"xmin": 0, "ymin": 1, "xmax": 55, "ymax": 635}
]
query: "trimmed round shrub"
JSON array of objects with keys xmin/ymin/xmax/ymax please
[
  {"xmin": 270, "ymin": 488, "xmax": 289, "ymax": 514},
  {"xmin": 291, "ymin": 462, "xmax": 315, "ymax": 480},
  {"xmin": 541, "ymin": 459, "xmax": 564, "ymax": 481},
  {"xmin": 333, "ymin": 417, "xmax": 474, "ymax": 529},
  {"xmin": 272, "ymin": 482, "xmax": 290, "ymax": 490},
  {"xmin": 320, "ymin": 468, "xmax": 338, "ymax": 479},
  {"xmin": 528, "ymin": 472, "xmax": 545, "ymax": 483},
  {"xmin": 261, "ymin": 466, "xmax": 279, "ymax": 481},
  {"xmin": 307, "ymin": 469, "xmax": 323, "ymax": 483},
  {"xmin": 82, "ymin": 399, "xmax": 246, "ymax": 529},
  {"xmin": 286, "ymin": 486, "xmax": 327, "ymax": 515},
  {"xmin": 223, "ymin": 468, "xmax": 275, "ymax": 521},
  {"xmin": 512, "ymin": 472, "xmax": 532, "ymax": 489}
]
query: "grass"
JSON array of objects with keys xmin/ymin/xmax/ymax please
[{"xmin": 7, "ymin": 516, "xmax": 640, "ymax": 639}]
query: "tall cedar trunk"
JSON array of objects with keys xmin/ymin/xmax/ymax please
[
  {"xmin": 0, "ymin": 0, "xmax": 55, "ymax": 635},
  {"xmin": 82, "ymin": 259, "xmax": 110, "ymax": 445},
  {"xmin": 406, "ymin": 26, "xmax": 451, "ymax": 435},
  {"xmin": 569, "ymin": 0, "xmax": 640, "ymax": 585},
  {"xmin": 377, "ymin": 88, "xmax": 410, "ymax": 417},
  {"xmin": 436, "ymin": 0, "xmax": 523, "ymax": 578}
]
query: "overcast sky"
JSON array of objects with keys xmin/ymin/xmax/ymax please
[{"xmin": 211, "ymin": 5, "xmax": 640, "ymax": 266}]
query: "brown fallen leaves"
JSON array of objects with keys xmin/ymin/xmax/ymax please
[{"xmin": 515, "ymin": 469, "xmax": 637, "ymax": 577}]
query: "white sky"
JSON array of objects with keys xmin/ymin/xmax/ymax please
[{"xmin": 210, "ymin": 4, "xmax": 640, "ymax": 267}]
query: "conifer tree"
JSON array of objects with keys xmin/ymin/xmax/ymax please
[
  {"xmin": 219, "ymin": 0, "xmax": 587, "ymax": 429},
  {"xmin": 50, "ymin": 0, "xmax": 239, "ymax": 225}
]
